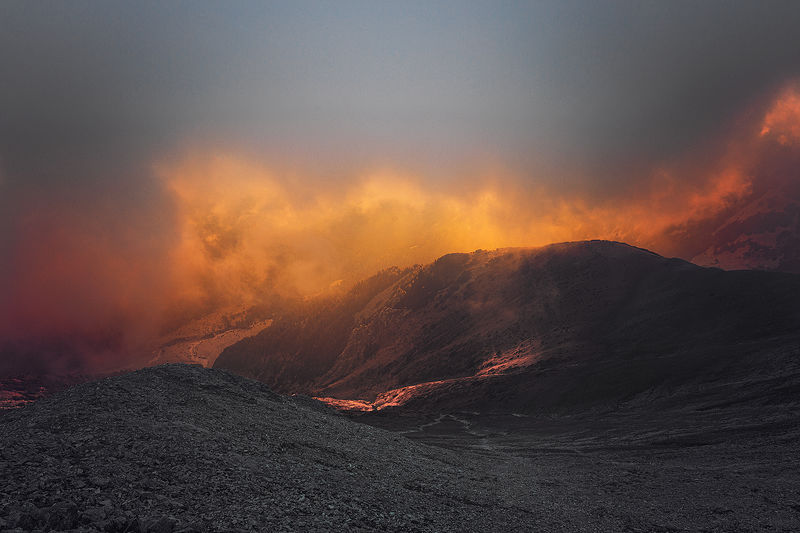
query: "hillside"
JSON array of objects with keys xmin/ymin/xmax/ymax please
[
  {"xmin": 215, "ymin": 240, "xmax": 800, "ymax": 413},
  {"xmin": 692, "ymin": 190, "xmax": 800, "ymax": 273},
  {"xmin": 2, "ymin": 364, "xmax": 799, "ymax": 532},
  {"xmin": 0, "ymin": 364, "xmax": 534, "ymax": 532}
]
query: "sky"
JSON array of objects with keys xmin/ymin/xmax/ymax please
[{"xmin": 2, "ymin": 1, "xmax": 800, "ymax": 375}]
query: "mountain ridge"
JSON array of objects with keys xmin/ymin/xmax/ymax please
[{"xmin": 215, "ymin": 240, "xmax": 800, "ymax": 413}]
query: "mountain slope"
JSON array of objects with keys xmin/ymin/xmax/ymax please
[
  {"xmin": 214, "ymin": 266, "xmax": 413, "ymax": 393},
  {"xmin": 692, "ymin": 190, "xmax": 800, "ymax": 273},
  {"xmin": 215, "ymin": 240, "xmax": 800, "ymax": 413},
  {"xmin": 147, "ymin": 306, "xmax": 273, "ymax": 368},
  {"xmin": 0, "ymin": 364, "xmax": 536, "ymax": 532}
]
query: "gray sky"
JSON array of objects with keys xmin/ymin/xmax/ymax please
[{"xmin": 3, "ymin": 0, "xmax": 800, "ymax": 191}]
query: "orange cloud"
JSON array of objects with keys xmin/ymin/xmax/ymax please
[
  {"xmin": 7, "ymin": 81, "xmax": 800, "ymax": 375},
  {"xmin": 760, "ymin": 83, "xmax": 800, "ymax": 146},
  {"xmin": 157, "ymin": 141, "xmax": 756, "ymax": 311}
]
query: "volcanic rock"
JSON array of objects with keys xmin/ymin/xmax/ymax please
[{"xmin": 0, "ymin": 364, "xmax": 535, "ymax": 532}]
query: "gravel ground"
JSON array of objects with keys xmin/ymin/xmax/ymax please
[
  {"xmin": 363, "ymin": 408, "xmax": 800, "ymax": 532},
  {"xmin": 2, "ymin": 364, "xmax": 799, "ymax": 532},
  {"xmin": 0, "ymin": 365, "xmax": 536, "ymax": 532}
]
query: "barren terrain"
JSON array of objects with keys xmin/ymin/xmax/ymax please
[{"xmin": 1, "ymin": 364, "xmax": 799, "ymax": 532}]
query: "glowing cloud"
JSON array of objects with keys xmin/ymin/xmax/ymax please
[
  {"xmin": 4, "ymin": 83, "xmax": 800, "ymax": 375},
  {"xmin": 761, "ymin": 84, "xmax": 800, "ymax": 145},
  {"xmin": 157, "ymin": 144, "xmax": 756, "ymax": 311}
]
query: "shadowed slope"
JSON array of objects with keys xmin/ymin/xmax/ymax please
[
  {"xmin": 215, "ymin": 241, "xmax": 800, "ymax": 413},
  {"xmin": 216, "ymin": 267, "xmax": 412, "ymax": 393},
  {"xmin": 692, "ymin": 190, "xmax": 800, "ymax": 273}
]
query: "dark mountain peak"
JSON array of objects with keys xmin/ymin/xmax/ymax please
[{"xmin": 215, "ymin": 240, "xmax": 800, "ymax": 413}]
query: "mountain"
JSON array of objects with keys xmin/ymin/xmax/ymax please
[
  {"xmin": 147, "ymin": 306, "xmax": 273, "ymax": 368},
  {"xmin": 692, "ymin": 190, "xmax": 800, "ymax": 273},
  {"xmin": 213, "ymin": 266, "xmax": 413, "ymax": 393},
  {"xmin": 215, "ymin": 240, "xmax": 800, "ymax": 413},
  {"xmin": 689, "ymin": 137, "xmax": 800, "ymax": 274}
]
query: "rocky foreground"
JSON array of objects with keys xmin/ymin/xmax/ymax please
[
  {"xmin": 0, "ymin": 365, "xmax": 536, "ymax": 532},
  {"xmin": 2, "ymin": 364, "xmax": 800, "ymax": 532}
]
